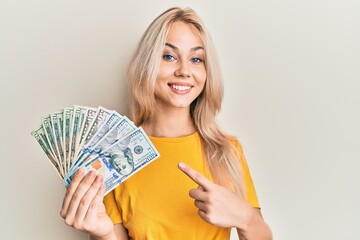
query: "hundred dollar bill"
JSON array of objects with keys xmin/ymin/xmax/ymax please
[
  {"xmin": 78, "ymin": 106, "xmax": 112, "ymax": 149},
  {"xmin": 64, "ymin": 127, "xmax": 160, "ymax": 194},
  {"xmin": 41, "ymin": 115, "xmax": 63, "ymax": 175},
  {"xmin": 68, "ymin": 106, "xmax": 89, "ymax": 170},
  {"xmin": 51, "ymin": 111, "xmax": 65, "ymax": 174},
  {"xmin": 66, "ymin": 116, "xmax": 136, "ymax": 179},
  {"xmin": 63, "ymin": 107, "xmax": 74, "ymax": 173},
  {"xmin": 73, "ymin": 106, "xmax": 92, "ymax": 158},
  {"xmin": 74, "ymin": 111, "xmax": 123, "ymax": 166},
  {"xmin": 92, "ymin": 116, "xmax": 136, "ymax": 154},
  {"xmin": 31, "ymin": 126, "xmax": 63, "ymax": 178},
  {"xmin": 77, "ymin": 107, "xmax": 97, "ymax": 152}
]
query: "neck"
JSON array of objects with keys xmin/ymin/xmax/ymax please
[{"xmin": 141, "ymin": 106, "xmax": 196, "ymax": 138}]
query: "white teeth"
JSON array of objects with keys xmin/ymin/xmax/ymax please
[{"xmin": 170, "ymin": 85, "xmax": 191, "ymax": 91}]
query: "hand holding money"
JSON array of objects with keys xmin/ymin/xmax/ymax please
[
  {"xmin": 60, "ymin": 168, "xmax": 115, "ymax": 238},
  {"xmin": 31, "ymin": 105, "xmax": 160, "ymax": 194}
]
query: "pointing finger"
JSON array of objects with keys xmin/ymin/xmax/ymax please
[{"xmin": 178, "ymin": 162, "xmax": 213, "ymax": 191}]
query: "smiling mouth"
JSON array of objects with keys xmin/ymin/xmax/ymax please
[{"xmin": 168, "ymin": 83, "xmax": 192, "ymax": 91}]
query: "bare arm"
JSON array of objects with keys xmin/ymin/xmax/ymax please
[
  {"xmin": 89, "ymin": 224, "xmax": 129, "ymax": 240},
  {"xmin": 236, "ymin": 208, "xmax": 272, "ymax": 240}
]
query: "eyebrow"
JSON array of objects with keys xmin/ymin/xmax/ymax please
[{"xmin": 165, "ymin": 43, "xmax": 204, "ymax": 52}]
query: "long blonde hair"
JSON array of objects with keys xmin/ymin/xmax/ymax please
[{"xmin": 128, "ymin": 7, "xmax": 245, "ymax": 196}]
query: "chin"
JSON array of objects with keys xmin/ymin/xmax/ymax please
[
  {"xmin": 157, "ymin": 97, "xmax": 195, "ymax": 109},
  {"xmin": 172, "ymin": 101, "xmax": 193, "ymax": 108}
]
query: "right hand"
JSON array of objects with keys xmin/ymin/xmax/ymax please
[{"xmin": 60, "ymin": 169, "xmax": 114, "ymax": 239}]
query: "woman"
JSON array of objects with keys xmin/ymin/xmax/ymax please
[{"xmin": 60, "ymin": 7, "xmax": 272, "ymax": 240}]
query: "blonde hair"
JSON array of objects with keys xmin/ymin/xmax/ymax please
[{"xmin": 128, "ymin": 7, "xmax": 245, "ymax": 196}]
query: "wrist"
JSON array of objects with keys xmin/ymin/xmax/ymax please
[
  {"xmin": 235, "ymin": 206, "xmax": 261, "ymax": 231},
  {"xmin": 89, "ymin": 231, "xmax": 117, "ymax": 240},
  {"xmin": 236, "ymin": 207, "xmax": 273, "ymax": 240}
]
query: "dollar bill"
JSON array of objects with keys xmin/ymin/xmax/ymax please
[
  {"xmin": 51, "ymin": 111, "xmax": 65, "ymax": 174},
  {"xmin": 68, "ymin": 106, "xmax": 89, "ymax": 170},
  {"xmin": 73, "ymin": 106, "xmax": 92, "ymax": 158},
  {"xmin": 64, "ymin": 127, "xmax": 160, "ymax": 194},
  {"xmin": 31, "ymin": 126, "xmax": 63, "ymax": 178},
  {"xmin": 80, "ymin": 106, "xmax": 112, "ymax": 147},
  {"xmin": 92, "ymin": 116, "xmax": 136, "ymax": 154},
  {"xmin": 77, "ymin": 107, "xmax": 97, "ymax": 152},
  {"xmin": 63, "ymin": 107, "xmax": 74, "ymax": 173},
  {"xmin": 32, "ymin": 106, "xmax": 160, "ymax": 192},
  {"xmin": 66, "ymin": 116, "xmax": 136, "ymax": 179},
  {"xmin": 74, "ymin": 111, "xmax": 123, "ymax": 166},
  {"xmin": 41, "ymin": 115, "xmax": 64, "ymax": 176}
]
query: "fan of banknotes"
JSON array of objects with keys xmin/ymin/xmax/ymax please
[{"xmin": 31, "ymin": 106, "xmax": 160, "ymax": 194}]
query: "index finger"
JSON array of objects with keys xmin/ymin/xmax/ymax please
[
  {"xmin": 60, "ymin": 168, "xmax": 84, "ymax": 217},
  {"xmin": 178, "ymin": 162, "xmax": 213, "ymax": 191}
]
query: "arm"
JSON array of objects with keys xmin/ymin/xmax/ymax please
[
  {"xmin": 236, "ymin": 208, "xmax": 272, "ymax": 240},
  {"xmin": 178, "ymin": 162, "xmax": 272, "ymax": 240},
  {"xmin": 90, "ymin": 224, "xmax": 129, "ymax": 240},
  {"xmin": 60, "ymin": 169, "xmax": 129, "ymax": 240}
]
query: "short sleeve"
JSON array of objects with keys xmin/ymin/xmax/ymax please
[
  {"xmin": 231, "ymin": 139, "xmax": 261, "ymax": 208},
  {"xmin": 103, "ymin": 188, "xmax": 123, "ymax": 224}
]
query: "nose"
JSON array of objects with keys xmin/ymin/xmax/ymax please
[{"xmin": 174, "ymin": 60, "xmax": 191, "ymax": 78}]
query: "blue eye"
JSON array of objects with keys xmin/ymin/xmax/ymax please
[
  {"xmin": 163, "ymin": 54, "xmax": 175, "ymax": 61},
  {"xmin": 191, "ymin": 57, "xmax": 203, "ymax": 63}
]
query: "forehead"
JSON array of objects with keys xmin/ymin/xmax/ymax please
[{"xmin": 166, "ymin": 21, "xmax": 203, "ymax": 48}]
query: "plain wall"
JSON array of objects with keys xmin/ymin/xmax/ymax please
[{"xmin": 1, "ymin": 0, "xmax": 359, "ymax": 239}]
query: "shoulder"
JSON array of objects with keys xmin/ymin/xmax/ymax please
[{"xmin": 228, "ymin": 136, "xmax": 245, "ymax": 156}]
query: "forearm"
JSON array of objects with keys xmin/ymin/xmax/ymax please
[
  {"xmin": 89, "ymin": 224, "xmax": 129, "ymax": 240},
  {"xmin": 89, "ymin": 232, "xmax": 120, "ymax": 240},
  {"xmin": 236, "ymin": 209, "xmax": 272, "ymax": 240},
  {"xmin": 89, "ymin": 232, "xmax": 118, "ymax": 240}
]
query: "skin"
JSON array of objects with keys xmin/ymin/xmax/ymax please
[
  {"xmin": 178, "ymin": 162, "xmax": 272, "ymax": 240},
  {"xmin": 60, "ymin": 21, "xmax": 272, "ymax": 240},
  {"xmin": 60, "ymin": 169, "xmax": 123, "ymax": 240},
  {"xmin": 154, "ymin": 23, "xmax": 206, "ymax": 110},
  {"xmin": 149, "ymin": 21, "xmax": 206, "ymax": 138}
]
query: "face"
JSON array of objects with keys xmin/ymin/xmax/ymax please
[
  {"xmin": 155, "ymin": 21, "xmax": 206, "ymax": 110},
  {"xmin": 111, "ymin": 152, "xmax": 134, "ymax": 176}
]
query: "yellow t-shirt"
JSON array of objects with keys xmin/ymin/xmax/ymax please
[{"xmin": 103, "ymin": 132, "xmax": 260, "ymax": 240}]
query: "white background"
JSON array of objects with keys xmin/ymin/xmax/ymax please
[{"xmin": 1, "ymin": 0, "xmax": 359, "ymax": 239}]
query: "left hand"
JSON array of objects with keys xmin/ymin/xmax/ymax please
[{"xmin": 178, "ymin": 162, "xmax": 255, "ymax": 229}]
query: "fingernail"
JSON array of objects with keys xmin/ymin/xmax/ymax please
[
  {"xmin": 178, "ymin": 162, "xmax": 185, "ymax": 169},
  {"xmin": 87, "ymin": 170, "xmax": 95, "ymax": 178},
  {"xmin": 96, "ymin": 175, "xmax": 102, "ymax": 182},
  {"xmin": 76, "ymin": 168, "xmax": 83, "ymax": 176}
]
